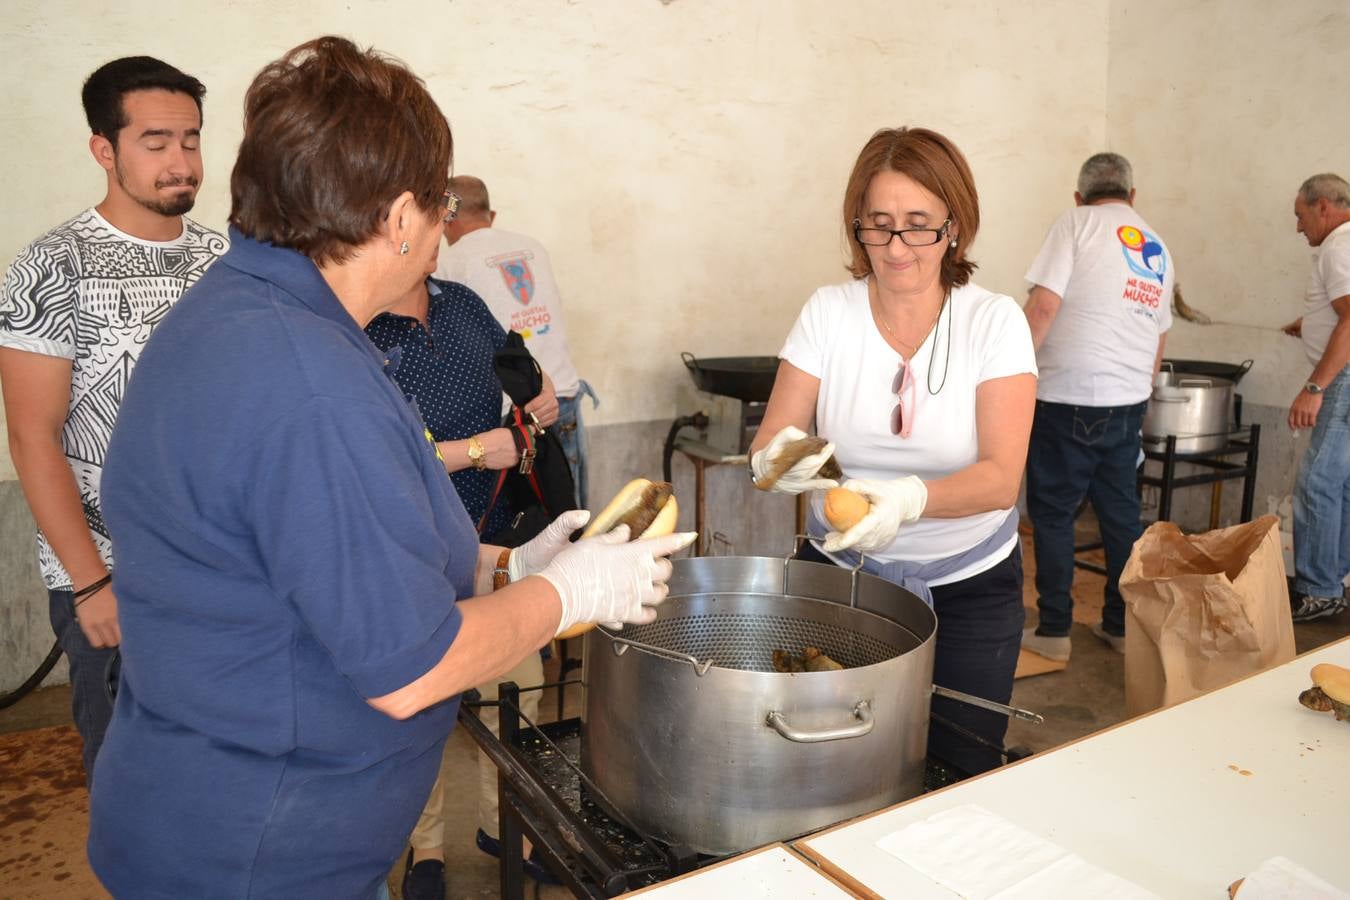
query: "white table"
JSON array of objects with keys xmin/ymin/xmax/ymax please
[
  {"xmin": 627, "ymin": 843, "xmax": 858, "ymax": 897},
  {"xmin": 797, "ymin": 637, "xmax": 1350, "ymax": 898}
]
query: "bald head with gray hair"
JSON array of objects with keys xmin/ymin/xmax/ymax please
[
  {"xmin": 1298, "ymin": 173, "xmax": 1350, "ymax": 210},
  {"xmin": 448, "ymin": 175, "xmax": 492, "ymax": 219},
  {"xmin": 1077, "ymin": 153, "xmax": 1134, "ymax": 204}
]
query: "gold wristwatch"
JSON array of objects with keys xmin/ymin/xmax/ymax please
[{"xmin": 467, "ymin": 435, "xmax": 487, "ymax": 470}]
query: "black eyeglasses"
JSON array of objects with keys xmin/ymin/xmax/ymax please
[
  {"xmin": 853, "ymin": 218, "xmax": 951, "ymax": 247},
  {"xmin": 441, "ymin": 189, "xmax": 461, "ymax": 223}
]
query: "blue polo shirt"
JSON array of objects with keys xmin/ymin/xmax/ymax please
[
  {"xmin": 365, "ymin": 278, "xmax": 511, "ymax": 534},
  {"xmin": 90, "ymin": 228, "xmax": 476, "ymax": 899}
]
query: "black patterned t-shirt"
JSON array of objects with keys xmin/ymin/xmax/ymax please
[{"xmin": 0, "ymin": 208, "xmax": 228, "ymax": 589}]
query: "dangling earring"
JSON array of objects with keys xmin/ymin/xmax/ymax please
[
  {"xmin": 399, "ymin": 241, "xmax": 410, "ymax": 256},
  {"xmin": 949, "ymin": 239, "xmax": 957, "ymax": 248}
]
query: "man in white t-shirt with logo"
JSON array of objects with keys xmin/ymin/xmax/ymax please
[
  {"xmin": 0, "ymin": 57, "xmax": 226, "ymax": 782},
  {"xmin": 1020, "ymin": 153, "xmax": 1173, "ymax": 662},
  {"xmin": 436, "ymin": 175, "xmax": 595, "ymax": 508},
  {"xmin": 1280, "ymin": 173, "xmax": 1350, "ymax": 623}
]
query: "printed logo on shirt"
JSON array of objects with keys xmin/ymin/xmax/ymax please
[
  {"xmin": 1116, "ymin": 226, "xmax": 1167, "ymax": 317},
  {"xmin": 1116, "ymin": 226, "xmax": 1167, "ymax": 285},
  {"xmin": 424, "ymin": 427, "xmax": 444, "ymax": 463},
  {"xmin": 488, "ymin": 251, "xmax": 535, "ymax": 305},
  {"xmin": 508, "ymin": 306, "xmax": 551, "ymax": 340}
]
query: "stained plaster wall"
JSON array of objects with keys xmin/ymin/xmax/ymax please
[
  {"xmin": 3, "ymin": 0, "xmax": 1115, "ymax": 687},
  {"xmin": 1106, "ymin": 1, "xmax": 1350, "ymax": 549}
]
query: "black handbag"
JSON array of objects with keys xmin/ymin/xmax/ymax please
[
  {"xmin": 480, "ymin": 334, "xmax": 578, "ymax": 547},
  {"xmin": 494, "ymin": 331, "xmax": 543, "ymax": 410}
]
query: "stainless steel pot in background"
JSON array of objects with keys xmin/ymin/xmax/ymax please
[
  {"xmin": 1142, "ymin": 371, "xmax": 1235, "ymax": 453},
  {"xmin": 581, "ymin": 556, "xmax": 936, "ymax": 856}
]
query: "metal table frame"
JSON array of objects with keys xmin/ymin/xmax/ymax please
[
  {"xmin": 458, "ymin": 683, "xmax": 703, "ymax": 899},
  {"xmin": 1074, "ymin": 425, "xmax": 1261, "ymax": 574}
]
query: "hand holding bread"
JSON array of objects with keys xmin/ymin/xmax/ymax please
[
  {"xmin": 551, "ymin": 478, "xmax": 690, "ymax": 639},
  {"xmin": 822, "ymin": 476, "xmax": 927, "ymax": 554}
]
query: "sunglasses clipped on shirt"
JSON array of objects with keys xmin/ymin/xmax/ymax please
[{"xmin": 891, "ymin": 359, "xmax": 916, "ymax": 438}]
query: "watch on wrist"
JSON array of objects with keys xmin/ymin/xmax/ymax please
[
  {"xmin": 467, "ymin": 435, "xmax": 487, "ymax": 470},
  {"xmin": 1305, "ymin": 381, "xmax": 1324, "ymax": 395}
]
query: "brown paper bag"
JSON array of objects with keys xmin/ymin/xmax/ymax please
[{"xmin": 1120, "ymin": 515, "xmax": 1296, "ymax": 717}]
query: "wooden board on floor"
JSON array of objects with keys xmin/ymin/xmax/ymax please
[{"xmin": 1014, "ymin": 648, "xmax": 1068, "ymax": 679}]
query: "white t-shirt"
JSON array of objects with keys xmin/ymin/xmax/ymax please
[
  {"xmin": 436, "ymin": 226, "xmax": 581, "ymax": 398},
  {"xmin": 0, "ymin": 208, "xmax": 227, "ymax": 589},
  {"xmin": 780, "ymin": 279, "xmax": 1037, "ymax": 583},
  {"xmin": 1301, "ymin": 220, "xmax": 1350, "ymax": 366},
  {"xmin": 1026, "ymin": 203, "xmax": 1174, "ymax": 406}
]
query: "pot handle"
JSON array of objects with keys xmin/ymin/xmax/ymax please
[
  {"xmin": 601, "ymin": 626, "xmax": 715, "ymax": 676},
  {"xmin": 680, "ymin": 351, "xmax": 698, "ymax": 370},
  {"xmin": 1149, "ymin": 394, "xmax": 1191, "ymax": 404},
  {"xmin": 785, "ymin": 533, "xmax": 870, "ymax": 609},
  {"xmin": 932, "ymin": 684, "xmax": 1044, "ymax": 724},
  {"xmin": 766, "ymin": 700, "xmax": 874, "ymax": 743}
]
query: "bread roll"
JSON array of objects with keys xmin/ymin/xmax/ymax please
[
  {"xmin": 823, "ymin": 487, "xmax": 870, "ymax": 532},
  {"xmin": 1310, "ymin": 663, "xmax": 1350, "ymax": 704}
]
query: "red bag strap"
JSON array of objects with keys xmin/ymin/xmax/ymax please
[
  {"xmin": 475, "ymin": 410, "xmax": 549, "ymax": 535},
  {"xmin": 477, "ymin": 469, "xmax": 509, "ymax": 535},
  {"xmin": 512, "ymin": 408, "xmax": 548, "ymax": 509}
]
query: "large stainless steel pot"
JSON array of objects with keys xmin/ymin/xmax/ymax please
[
  {"xmin": 1143, "ymin": 371, "xmax": 1235, "ymax": 453},
  {"xmin": 581, "ymin": 555, "xmax": 936, "ymax": 856}
]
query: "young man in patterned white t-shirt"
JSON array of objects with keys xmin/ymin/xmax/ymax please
[{"xmin": 0, "ymin": 56, "xmax": 226, "ymax": 782}]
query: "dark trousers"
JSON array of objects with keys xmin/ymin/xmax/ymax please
[
  {"xmin": 48, "ymin": 588, "xmax": 117, "ymax": 785},
  {"xmin": 1025, "ymin": 400, "xmax": 1146, "ymax": 638},
  {"xmin": 797, "ymin": 542, "xmax": 1025, "ymax": 776}
]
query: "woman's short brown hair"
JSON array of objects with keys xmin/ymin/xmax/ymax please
[
  {"xmin": 230, "ymin": 36, "xmax": 452, "ymax": 266},
  {"xmin": 842, "ymin": 127, "xmax": 979, "ymax": 291}
]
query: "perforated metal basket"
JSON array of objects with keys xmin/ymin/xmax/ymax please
[{"xmin": 616, "ymin": 592, "xmax": 916, "ymax": 673}]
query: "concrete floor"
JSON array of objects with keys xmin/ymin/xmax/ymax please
[{"xmin": 3, "ymin": 573, "xmax": 1347, "ymax": 899}]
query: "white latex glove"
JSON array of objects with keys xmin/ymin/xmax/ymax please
[
  {"xmin": 507, "ymin": 509, "xmax": 592, "ymax": 582},
  {"xmin": 750, "ymin": 425, "xmax": 840, "ymax": 494},
  {"xmin": 822, "ymin": 476, "xmax": 927, "ymax": 554},
  {"xmin": 538, "ymin": 526, "xmax": 698, "ymax": 636}
]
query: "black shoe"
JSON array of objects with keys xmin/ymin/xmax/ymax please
[
  {"xmin": 475, "ymin": 828, "xmax": 563, "ymax": 886},
  {"xmin": 401, "ymin": 849, "xmax": 445, "ymax": 900},
  {"xmin": 1291, "ymin": 592, "xmax": 1348, "ymax": 623}
]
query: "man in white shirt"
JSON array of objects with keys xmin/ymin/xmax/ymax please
[
  {"xmin": 0, "ymin": 56, "xmax": 226, "ymax": 780},
  {"xmin": 436, "ymin": 176, "xmax": 594, "ymax": 508},
  {"xmin": 1020, "ymin": 153, "xmax": 1173, "ymax": 662},
  {"xmin": 1280, "ymin": 173, "xmax": 1350, "ymax": 623}
]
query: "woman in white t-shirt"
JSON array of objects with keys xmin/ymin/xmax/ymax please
[{"xmin": 749, "ymin": 127, "xmax": 1037, "ymax": 776}]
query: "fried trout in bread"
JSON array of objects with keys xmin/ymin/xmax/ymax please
[{"xmin": 554, "ymin": 479, "xmax": 679, "ymax": 639}]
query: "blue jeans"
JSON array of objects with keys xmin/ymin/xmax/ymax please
[
  {"xmin": 48, "ymin": 587, "xmax": 118, "ymax": 785},
  {"xmin": 1025, "ymin": 400, "xmax": 1147, "ymax": 638},
  {"xmin": 556, "ymin": 380, "xmax": 598, "ymax": 510},
  {"xmin": 1294, "ymin": 367, "xmax": 1350, "ymax": 598}
]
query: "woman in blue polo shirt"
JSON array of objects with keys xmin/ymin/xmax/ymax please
[{"xmin": 87, "ymin": 37, "xmax": 693, "ymax": 900}]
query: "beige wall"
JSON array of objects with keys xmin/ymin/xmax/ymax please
[
  {"xmin": 0, "ymin": 0, "xmax": 1111, "ymax": 481},
  {"xmin": 1107, "ymin": 2, "xmax": 1350, "ymax": 410}
]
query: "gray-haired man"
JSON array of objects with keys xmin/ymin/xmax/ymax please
[
  {"xmin": 1020, "ymin": 153, "xmax": 1174, "ymax": 662},
  {"xmin": 1281, "ymin": 173, "xmax": 1350, "ymax": 622}
]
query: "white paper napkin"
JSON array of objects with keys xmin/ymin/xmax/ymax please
[
  {"xmin": 1235, "ymin": 856, "xmax": 1349, "ymax": 900},
  {"xmin": 875, "ymin": 804, "xmax": 1159, "ymax": 899}
]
